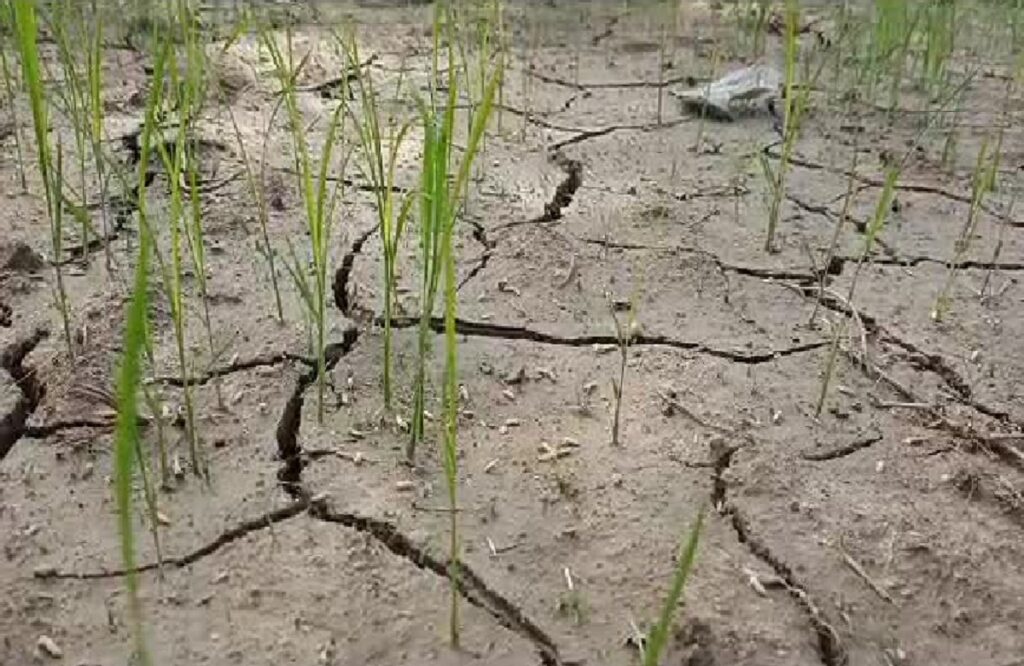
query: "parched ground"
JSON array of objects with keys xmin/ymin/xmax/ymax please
[{"xmin": 2, "ymin": 2, "xmax": 1024, "ymax": 665}]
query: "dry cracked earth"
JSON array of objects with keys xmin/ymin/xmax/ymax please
[{"xmin": 2, "ymin": 2, "xmax": 1024, "ymax": 666}]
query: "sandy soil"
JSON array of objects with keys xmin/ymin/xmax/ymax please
[{"xmin": 2, "ymin": 2, "xmax": 1023, "ymax": 665}]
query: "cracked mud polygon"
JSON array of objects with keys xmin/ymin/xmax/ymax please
[{"xmin": 2, "ymin": 2, "xmax": 1024, "ymax": 665}]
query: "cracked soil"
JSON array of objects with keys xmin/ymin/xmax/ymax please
[{"xmin": 2, "ymin": 2, "xmax": 1024, "ymax": 665}]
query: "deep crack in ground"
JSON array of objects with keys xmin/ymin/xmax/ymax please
[
  {"xmin": 274, "ymin": 327, "xmax": 360, "ymax": 498},
  {"xmin": 1, "ymin": 327, "xmax": 49, "ymax": 460}
]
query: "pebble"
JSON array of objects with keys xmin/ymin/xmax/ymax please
[{"xmin": 36, "ymin": 635, "xmax": 62, "ymax": 659}]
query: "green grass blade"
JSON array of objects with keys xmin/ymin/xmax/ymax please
[
  {"xmin": 643, "ymin": 508, "xmax": 706, "ymax": 666},
  {"xmin": 113, "ymin": 208, "xmax": 152, "ymax": 666}
]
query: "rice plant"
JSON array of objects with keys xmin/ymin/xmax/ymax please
[
  {"xmin": 342, "ymin": 33, "xmax": 414, "ymax": 412},
  {"xmin": 84, "ymin": 0, "xmax": 113, "ymax": 270},
  {"xmin": 113, "ymin": 198, "xmax": 153, "ymax": 666},
  {"xmin": 45, "ymin": 0, "xmax": 94, "ymax": 267},
  {"xmin": 263, "ymin": 27, "xmax": 347, "ymax": 425},
  {"xmin": 642, "ymin": 508, "xmax": 705, "ymax": 666},
  {"xmin": 0, "ymin": 6, "xmax": 27, "ymax": 192},
  {"xmin": 226, "ymin": 99, "xmax": 286, "ymax": 323},
  {"xmin": 407, "ymin": 3, "xmax": 502, "ymax": 460},
  {"xmin": 149, "ymin": 28, "xmax": 206, "ymax": 478},
  {"xmin": 932, "ymin": 135, "xmax": 999, "ymax": 321},
  {"xmin": 107, "ymin": 21, "xmax": 180, "ymax": 666},
  {"xmin": 406, "ymin": 2, "xmax": 502, "ymax": 644},
  {"xmin": 760, "ymin": 0, "xmax": 809, "ymax": 253},
  {"xmin": 12, "ymin": 0, "xmax": 74, "ymax": 358},
  {"xmin": 174, "ymin": 0, "xmax": 225, "ymax": 410}
]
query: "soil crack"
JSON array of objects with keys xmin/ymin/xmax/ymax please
[
  {"xmin": 308, "ymin": 497, "xmax": 565, "ymax": 666},
  {"xmin": 34, "ymin": 497, "xmax": 312, "ymax": 580},
  {"xmin": 727, "ymin": 505, "xmax": 848, "ymax": 666},
  {"xmin": 458, "ymin": 216, "xmax": 498, "ymax": 291},
  {"xmin": 275, "ymin": 328, "xmax": 360, "ymax": 498},
  {"xmin": 1, "ymin": 327, "xmax": 49, "ymax": 460},
  {"xmin": 384, "ymin": 314, "xmax": 827, "ymax": 363},
  {"xmin": 333, "ymin": 224, "xmax": 380, "ymax": 317},
  {"xmin": 801, "ymin": 432, "xmax": 884, "ymax": 461},
  {"xmin": 150, "ymin": 350, "xmax": 314, "ymax": 387}
]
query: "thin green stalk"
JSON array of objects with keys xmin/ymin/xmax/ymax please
[
  {"xmin": 12, "ymin": 0, "xmax": 74, "ymax": 358},
  {"xmin": 344, "ymin": 32, "xmax": 413, "ymax": 411},
  {"xmin": 264, "ymin": 29, "xmax": 346, "ymax": 425},
  {"xmin": 153, "ymin": 42, "xmax": 202, "ymax": 478},
  {"xmin": 113, "ymin": 197, "xmax": 152, "ymax": 666},
  {"xmin": 763, "ymin": 0, "xmax": 803, "ymax": 253},
  {"xmin": 933, "ymin": 137, "xmax": 996, "ymax": 320},
  {"xmin": 85, "ymin": 0, "xmax": 112, "ymax": 270},
  {"xmin": 226, "ymin": 101, "xmax": 285, "ymax": 322},
  {"xmin": 47, "ymin": 0, "xmax": 92, "ymax": 266},
  {"xmin": 408, "ymin": 2, "xmax": 502, "ymax": 460},
  {"xmin": 0, "ymin": 23, "xmax": 27, "ymax": 192},
  {"xmin": 642, "ymin": 509, "xmax": 705, "ymax": 666}
]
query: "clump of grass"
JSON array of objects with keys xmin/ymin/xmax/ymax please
[
  {"xmin": 642, "ymin": 509, "xmax": 705, "ymax": 666},
  {"xmin": 11, "ymin": 0, "xmax": 74, "ymax": 358},
  {"xmin": 343, "ymin": 33, "xmax": 413, "ymax": 412},
  {"xmin": 263, "ymin": 26, "xmax": 347, "ymax": 425}
]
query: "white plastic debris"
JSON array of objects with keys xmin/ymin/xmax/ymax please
[{"xmin": 671, "ymin": 64, "xmax": 782, "ymax": 120}]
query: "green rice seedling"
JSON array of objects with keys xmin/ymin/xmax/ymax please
[
  {"xmin": 932, "ymin": 136, "xmax": 998, "ymax": 321},
  {"xmin": 84, "ymin": 0, "xmax": 113, "ymax": 270},
  {"xmin": 408, "ymin": 4, "xmax": 501, "ymax": 644},
  {"xmin": 846, "ymin": 165, "xmax": 899, "ymax": 315},
  {"xmin": 112, "ymin": 203, "xmax": 153, "ymax": 666},
  {"xmin": 226, "ymin": 101, "xmax": 286, "ymax": 322},
  {"xmin": 761, "ymin": 0, "xmax": 809, "ymax": 253},
  {"xmin": 407, "ymin": 3, "xmax": 502, "ymax": 461},
  {"xmin": 735, "ymin": 0, "xmax": 770, "ymax": 60},
  {"xmin": 810, "ymin": 148, "xmax": 859, "ymax": 326},
  {"xmin": 919, "ymin": 0, "xmax": 955, "ymax": 98},
  {"xmin": 0, "ymin": 12, "xmax": 27, "ymax": 192},
  {"xmin": 12, "ymin": 0, "xmax": 74, "ymax": 358},
  {"xmin": 491, "ymin": 0, "xmax": 507, "ymax": 134},
  {"xmin": 813, "ymin": 164, "xmax": 897, "ymax": 415},
  {"xmin": 107, "ymin": 27, "xmax": 180, "ymax": 666},
  {"xmin": 979, "ymin": 192, "xmax": 1016, "ymax": 302},
  {"xmin": 149, "ymin": 18, "xmax": 208, "ymax": 477},
  {"xmin": 642, "ymin": 508, "xmax": 705, "ymax": 666},
  {"xmin": 172, "ymin": 0, "xmax": 225, "ymax": 410},
  {"xmin": 45, "ymin": 0, "xmax": 95, "ymax": 266},
  {"xmin": 342, "ymin": 34, "xmax": 414, "ymax": 412},
  {"xmin": 263, "ymin": 28, "xmax": 347, "ymax": 425}
]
